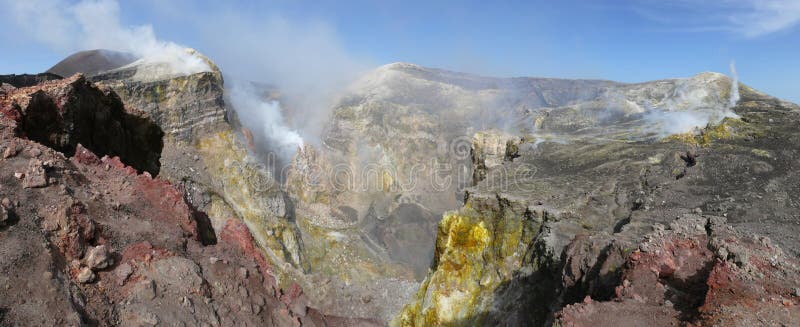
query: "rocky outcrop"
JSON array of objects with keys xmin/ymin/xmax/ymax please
[
  {"xmin": 471, "ymin": 130, "xmax": 523, "ymax": 185},
  {"xmin": 0, "ymin": 95, "xmax": 374, "ymax": 326},
  {"xmin": 0, "ymin": 74, "xmax": 163, "ymax": 174},
  {"xmin": 72, "ymin": 49, "xmax": 306, "ymax": 279},
  {"xmin": 195, "ymin": 130, "xmax": 303, "ymax": 270},
  {"xmin": 0, "ymin": 125, "xmax": 268, "ymax": 324},
  {"xmin": 279, "ymin": 63, "xmax": 783, "ymax": 324},
  {"xmin": 91, "ymin": 50, "xmax": 227, "ymax": 142},
  {"xmin": 556, "ymin": 215, "xmax": 800, "ymax": 326},
  {"xmin": 6, "ymin": 50, "xmax": 799, "ymax": 326},
  {"xmin": 0, "ymin": 73, "xmax": 63, "ymax": 88},
  {"xmin": 395, "ymin": 81, "xmax": 800, "ymax": 325}
]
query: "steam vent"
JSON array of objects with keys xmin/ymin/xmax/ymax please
[{"xmin": 1, "ymin": 2, "xmax": 800, "ymax": 326}]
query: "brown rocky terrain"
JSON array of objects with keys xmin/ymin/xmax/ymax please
[
  {"xmin": 394, "ymin": 71, "xmax": 800, "ymax": 325},
  {"xmin": 556, "ymin": 215, "xmax": 800, "ymax": 326},
  {"xmin": 1, "ymin": 75, "xmax": 163, "ymax": 174},
  {"xmin": 2, "ymin": 48, "xmax": 800, "ymax": 327},
  {"xmin": 0, "ymin": 70, "xmax": 375, "ymax": 326}
]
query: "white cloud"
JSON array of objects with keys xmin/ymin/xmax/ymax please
[
  {"xmin": 634, "ymin": 0, "xmax": 800, "ymax": 38},
  {"xmin": 729, "ymin": 0, "xmax": 800, "ymax": 37},
  {"xmin": 0, "ymin": 0, "xmax": 369, "ymax": 163}
]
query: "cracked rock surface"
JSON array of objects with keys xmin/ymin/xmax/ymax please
[
  {"xmin": 395, "ymin": 70, "xmax": 800, "ymax": 326},
  {"xmin": 0, "ymin": 75, "xmax": 374, "ymax": 326}
]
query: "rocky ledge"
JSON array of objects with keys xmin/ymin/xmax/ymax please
[
  {"xmin": 0, "ymin": 76, "xmax": 374, "ymax": 326},
  {"xmin": 394, "ymin": 75, "xmax": 800, "ymax": 326},
  {"xmin": 0, "ymin": 74, "xmax": 163, "ymax": 175}
]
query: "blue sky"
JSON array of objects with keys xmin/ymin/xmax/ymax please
[{"xmin": 1, "ymin": 0, "xmax": 798, "ymax": 102}]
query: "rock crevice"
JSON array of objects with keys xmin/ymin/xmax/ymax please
[{"xmin": 1, "ymin": 74, "xmax": 163, "ymax": 175}]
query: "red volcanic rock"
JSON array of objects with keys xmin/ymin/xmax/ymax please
[
  {"xmin": 0, "ymin": 69, "xmax": 380, "ymax": 327},
  {"xmin": 70, "ymin": 145, "xmax": 201, "ymax": 241},
  {"xmin": 280, "ymin": 283, "xmax": 309, "ymax": 317},
  {"xmin": 119, "ymin": 241, "xmax": 174, "ymax": 264},
  {"xmin": 555, "ymin": 215, "xmax": 800, "ymax": 327},
  {"xmin": 0, "ymin": 74, "xmax": 163, "ymax": 174},
  {"xmin": 220, "ymin": 218, "xmax": 278, "ymax": 292},
  {"xmin": 72, "ymin": 143, "xmax": 101, "ymax": 165},
  {"xmin": 0, "ymin": 118, "xmax": 324, "ymax": 325},
  {"xmin": 129, "ymin": 164, "xmax": 199, "ymax": 239}
]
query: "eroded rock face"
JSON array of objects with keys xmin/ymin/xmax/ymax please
[
  {"xmin": 0, "ymin": 119, "xmax": 371, "ymax": 326},
  {"xmin": 395, "ymin": 82, "xmax": 800, "ymax": 325},
  {"xmin": 471, "ymin": 130, "xmax": 522, "ymax": 185},
  {"xmin": 55, "ymin": 50, "xmax": 321, "ymax": 320},
  {"xmin": 278, "ymin": 63, "xmax": 795, "ymax": 324},
  {"xmin": 556, "ymin": 215, "xmax": 800, "ymax": 326},
  {"xmin": 64, "ymin": 49, "xmax": 306, "ymax": 284},
  {"xmin": 7, "ymin": 50, "xmax": 800, "ymax": 326},
  {"xmin": 91, "ymin": 51, "xmax": 228, "ymax": 142},
  {"xmin": 0, "ymin": 74, "xmax": 164, "ymax": 174}
]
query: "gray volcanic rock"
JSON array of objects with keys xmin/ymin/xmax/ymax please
[
  {"xmin": 47, "ymin": 49, "xmax": 137, "ymax": 78},
  {"xmin": 75, "ymin": 49, "xmax": 306, "ymax": 275},
  {"xmin": 284, "ymin": 62, "xmax": 746, "ymax": 322},
  {"xmin": 309, "ymin": 61, "xmax": 740, "ymax": 232},
  {"xmin": 63, "ymin": 49, "xmax": 319, "ymax": 319},
  {"xmin": 394, "ymin": 74, "xmax": 800, "ymax": 325},
  {"xmin": 90, "ymin": 50, "xmax": 227, "ymax": 142},
  {"xmin": 0, "ymin": 80, "xmax": 374, "ymax": 326},
  {"xmin": 0, "ymin": 73, "xmax": 62, "ymax": 88},
  {"xmin": 10, "ymin": 49, "xmax": 799, "ymax": 326}
]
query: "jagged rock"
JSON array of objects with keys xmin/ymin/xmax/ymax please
[
  {"xmin": 77, "ymin": 267, "xmax": 95, "ymax": 284},
  {"xmin": 395, "ymin": 78, "xmax": 800, "ymax": 326},
  {"xmin": 471, "ymin": 130, "xmax": 522, "ymax": 184},
  {"xmin": 2, "ymin": 143, "xmax": 18, "ymax": 159},
  {"xmin": 82, "ymin": 49, "xmax": 307, "ymax": 298},
  {"xmin": 85, "ymin": 245, "xmax": 113, "ymax": 270},
  {"xmin": 5, "ymin": 47, "xmax": 799, "ymax": 326},
  {"xmin": 280, "ymin": 284, "xmax": 309, "ymax": 317},
  {"xmin": 21, "ymin": 159, "xmax": 47, "ymax": 188},
  {"xmin": 0, "ymin": 206, "xmax": 9, "ymax": 227},
  {"xmin": 115, "ymin": 263, "xmax": 133, "ymax": 286},
  {"xmin": 0, "ymin": 105, "xmax": 373, "ymax": 326},
  {"xmin": 91, "ymin": 50, "xmax": 226, "ymax": 141},
  {"xmin": 0, "ymin": 75, "xmax": 164, "ymax": 174},
  {"xmin": 556, "ymin": 215, "xmax": 800, "ymax": 326},
  {"xmin": 0, "ymin": 83, "xmax": 15, "ymax": 94},
  {"xmin": 0, "ymin": 73, "xmax": 62, "ymax": 88}
]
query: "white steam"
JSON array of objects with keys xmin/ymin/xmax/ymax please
[
  {"xmin": 642, "ymin": 110, "xmax": 725, "ymax": 137},
  {"xmin": 227, "ymin": 81, "xmax": 304, "ymax": 162},
  {"xmin": 729, "ymin": 60, "xmax": 740, "ymax": 108},
  {"xmin": 1, "ymin": 0, "xmax": 360, "ymax": 163},
  {"xmin": 167, "ymin": 4, "xmax": 370, "ymax": 162},
  {"xmin": 639, "ymin": 72, "xmax": 740, "ymax": 138},
  {"xmin": 191, "ymin": 12, "xmax": 370, "ymax": 143},
  {"xmin": 1, "ymin": 0, "xmax": 209, "ymax": 76}
]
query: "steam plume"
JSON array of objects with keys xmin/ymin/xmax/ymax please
[
  {"xmin": 191, "ymin": 12, "xmax": 370, "ymax": 143},
  {"xmin": 226, "ymin": 80, "xmax": 304, "ymax": 163},
  {"xmin": 1, "ymin": 0, "xmax": 209, "ymax": 76},
  {"xmin": 729, "ymin": 60, "xmax": 740, "ymax": 108},
  {"xmin": 1, "ymin": 0, "xmax": 369, "ymax": 164}
]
